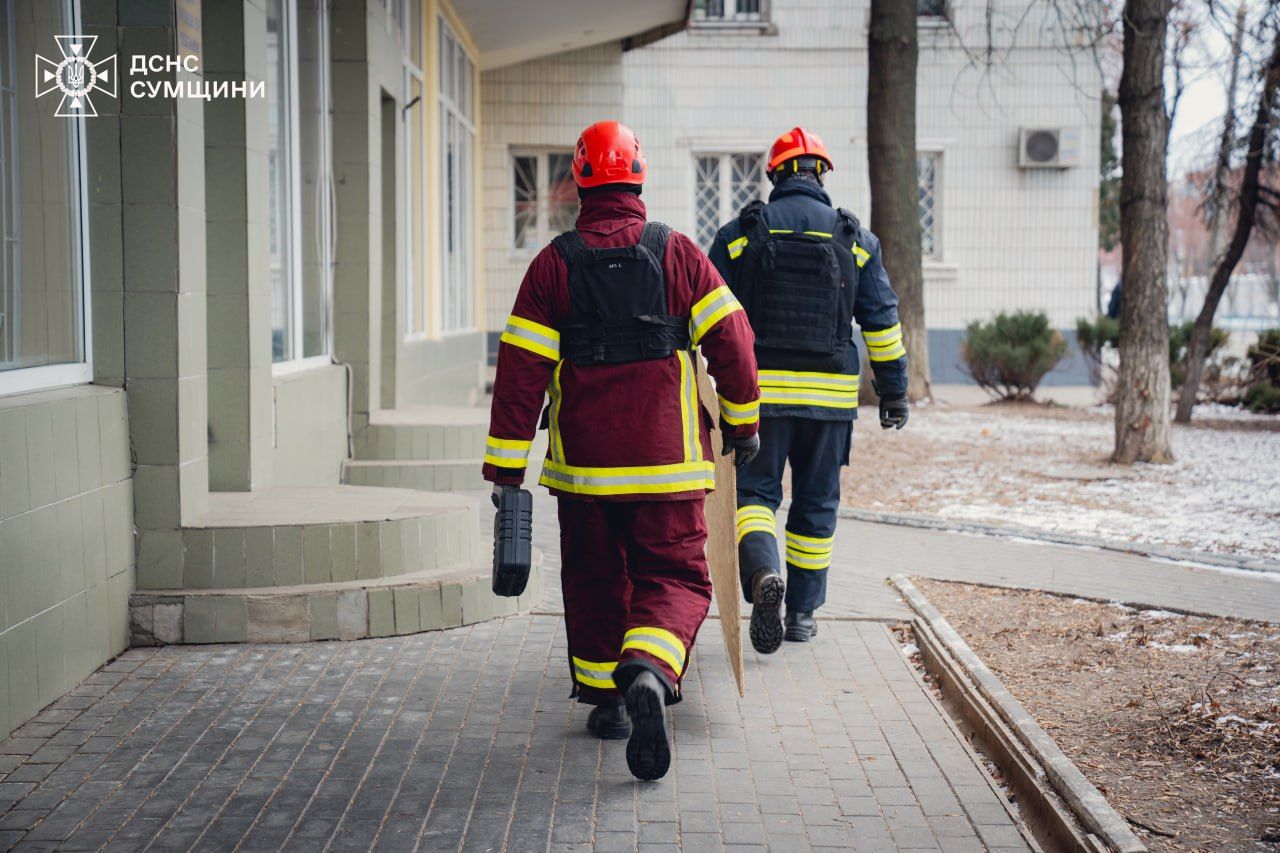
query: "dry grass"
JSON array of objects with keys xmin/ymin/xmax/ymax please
[{"xmin": 912, "ymin": 579, "xmax": 1280, "ymax": 851}]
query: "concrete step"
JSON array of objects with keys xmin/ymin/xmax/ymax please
[
  {"xmin": 129, "ymin": 546, "xmax": 544, "ymax": 645},
  {"xmin": 136, "ymin": 486, "xmax": 483, "ymax": 591},
  {"xmin": 354, "ymin": 405, "xmax": 488, "ymax": 461},
  {"xmin": 342, "ymin": 458, "xmax": 486, "ymax": 492}
]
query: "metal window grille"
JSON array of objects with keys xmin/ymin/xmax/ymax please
[
  {"xmin": 694, "ymin": 152, "xmax": 766, "ymax": 251},
  {"xmin": 693, "ymin": 0, "xmax": 764, "ymax": 22},
  {"xmin": 511, "ymin": 150, "xmax": 578, "ymax": 250},
  {"xmin": 917, "ymin": 152, "xmax": 939, "ymax": 258},
  {"xmin": 694, "ymin": 155, "xmax": 722, "ymax": 250}
]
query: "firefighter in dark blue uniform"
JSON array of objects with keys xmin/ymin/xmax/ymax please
[{"xmin": 708, "ymin": 127, "xmax": 910, "ymax": 653}]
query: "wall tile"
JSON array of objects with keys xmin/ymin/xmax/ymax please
[
  {"xmin": 0, "ymin": 408, "xmax": 30, "ymax": 520},
  {"xmin": 57, "ymin": 500, "xmax": 87, "ymax": 602},
  {"xmin": 24, "ymin": 403, "xmax": 56, "ymax": 509},
  {"xmin": 34, "ymin": 607, "xmax": 66, "ymax": 707},
  {"xmin": 74, "ymin": 394, "xmax": 104, "ymax": 493},
  {"xmin": 5, "ymin": 620, "xmax": 39, "ymax": 726}
]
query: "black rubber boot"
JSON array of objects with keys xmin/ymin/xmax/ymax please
[
  {"xmin": 784, "ymin": 609, "xmax": 818, "ymax": 642},
  {"xmin": 586, "ymin": 702, "xmax": 631, "ymax": 740},
  {"xmin": 749, "ymin": 570, "xmax": 785, "ymax": 655},
  {"xmin": 623, "ymin": 671, "xmax": 670, "ymax": 781}
]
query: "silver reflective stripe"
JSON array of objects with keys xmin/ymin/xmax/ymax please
[
  {"xmin": 574, "ymin": 662, "xmax": 616, "ymax": 683},
  {"xmin": 624, "ymin": 631, "xmax": 686, "ymax": 667},
  {"xmin": 760, "ymin": 373, "xmax": 857, "ymax": 390},
  {"xmin": 760, "ymin": 388, "xmax": 856, "ymax": 402},
  {"xmin": 541, "ymin": 466, "xmax": 711, "ymax": 488},
  {"xmin": 485, "ymin": 445, "xmax": 527, "ymax": 461},
  {"xmin": 692, "ymin": 290, "xmax": 737, "ymax": 332},
  {"xmin": 505, "ymin": 321, "xmax": 559, "ymax": 353},
  {"xmin": 680, "ymin": 351, "xmax": 698, "ymax": 463}
]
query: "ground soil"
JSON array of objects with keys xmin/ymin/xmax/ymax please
[
  {"xmin": 910, "ymin": 578, "xmax": 1280, "ymax": 851},
  {"xmin": 834, "ymin": 402, "xmax": 1280, "ymax": 559}
]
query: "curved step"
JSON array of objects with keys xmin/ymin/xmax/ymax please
[
  {"xmin": 129, "ymin": 547, "xmax": 544, "ymax": 645},
  {"xmin": 342, "ymin": 458, "xmax": 486, "ymax": 492},
  {"xmin": 137, "ymin": 486, "xmax": 483, "ymax": 590},
  {"xmin": 355, "ymin": 405, "xmax": 488, "ymax": 461}
]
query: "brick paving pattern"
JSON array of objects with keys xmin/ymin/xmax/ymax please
[
  {"xmin": 0, "ymin": 617, "xmax": 1031, "ymax": 851},
  {"xmin": 7, "ymin": 481, "xmax": 1262, "ymax": 851}
]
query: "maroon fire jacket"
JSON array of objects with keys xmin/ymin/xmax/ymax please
[{"xmin": 483, "ymin": 191, "xmax": 760, "ymax": 501}]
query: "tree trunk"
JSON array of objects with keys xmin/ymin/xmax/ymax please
[
  {"xmin": 1174, "ymin": 26, "xmax": 1280, "ymax": 423},
  {"xmin": 868, "ymin": 0, "xmax": 930, "ymax": 402},
  {"xmin": 1114, "ymin": 0, "xmax": 1174, "ymax": 463}
]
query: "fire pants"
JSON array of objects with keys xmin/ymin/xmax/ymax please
[
  {"xmin": 557, "ymin": 497, "xmax": 713, "ymax": 706},
  {"xmin": 736, "ymin": 416, "xmax": 852, "ymax": 613}
]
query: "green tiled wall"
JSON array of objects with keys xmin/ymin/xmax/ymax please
[
  {"xmin": 271, "ymin": 366, "xmax": 349, "ymax": 486},
  {"xmin": 0, "ymin": 386, "xmax": 135, "ymax": 741}
]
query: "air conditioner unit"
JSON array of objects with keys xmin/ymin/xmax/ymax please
[{"xmin": 1018, "ymin": 127, "xmax": 1082, "ymax": 169}]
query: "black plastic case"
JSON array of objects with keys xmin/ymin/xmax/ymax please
[{"xmin": 492, "ymin": 488, "xmax": 533, "ymax": 597}]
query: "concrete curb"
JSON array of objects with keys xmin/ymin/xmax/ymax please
[
  {"xmin": 837, "ymin": 506, "xmax": 1279, "ymax": 575},
  {"xmin": 890, "ymin": 574, "xmax": 1146, "ymax": 853}
]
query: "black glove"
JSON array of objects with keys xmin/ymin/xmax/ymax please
[
  {"xmin": 720, "ymin": 423, "xmax": 760, "ymax": 468},
  {"xmin": 491, "ymin": 484, "xmax": 517, "ymax": 508},
  {"xmin": 879, "ymin": 394, "xmax": 909, "ymax": 430}
]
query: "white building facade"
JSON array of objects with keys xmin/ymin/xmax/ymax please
[{"xmin": 481, "ymin": 0, "xmax": 1101, "ymax": 383}]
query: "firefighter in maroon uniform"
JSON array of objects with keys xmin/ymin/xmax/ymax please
[{"xmin": 483, "ymin": 121, "xmax": 760, "ymax": 781}]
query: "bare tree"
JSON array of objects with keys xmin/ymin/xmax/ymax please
[
  {"xmin": 1206, "ymin": 4, "xmax": 1249, "ymax": 261},
  {"xmin": 1114, "ymin": 0, "xmax": 1174, "ymax": 463},
  {"xmin": 868, "ymin": 0, "xmax": 930, "ymax": 402},
  {"xmin": 1175, "ymin": 19, "xmax": 1280, "ymax": 422}
]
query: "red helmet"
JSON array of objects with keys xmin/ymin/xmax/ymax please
[
  {"xmin": 572, "ymin": 121, "xmax": 647, "ymax": 188},
  {"xmin": 767, "ymin": 127, "xmax": 833, "ymax": 173}
]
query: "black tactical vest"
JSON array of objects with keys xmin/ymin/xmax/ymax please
[
  {"xmin": 732, "ymin": 200, "xmax": 858, "ymax": 371},
  {"xmin": 553, "ymin": 222, "xmax": 691, "ymax": 365}
]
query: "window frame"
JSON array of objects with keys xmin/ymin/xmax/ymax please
[
  {"xmin": 403, "ymin": 0, "xmax": 427, "ymax": 338},
  {"xmin": 509, "ymin": 148, "xmax": 577, "ymax": 253},
  {"xmin": 690, "ymin": 0, "xmax": 771, "ymax": 28},
  {"xmin": 0, "ymin": 0, "xmax": 94, "ymax": 398},
  {"xmin": 437, "ymin": 15, "xmax": 476, "ymax": 335},
  {"xmin": 269, "ymin": 0, "xmax": 334, "ymax": 375},
  {"xmin": 917, "ymin": 148, "xmax": 943, "ymax": 262},
  {"xmin": 691, "ymin": 150, "xmax": 768, "ymax": 251}
]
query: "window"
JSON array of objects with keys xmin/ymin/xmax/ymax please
[
  {"xmin": 692, "ymin": 0, "xmax": 766, "ymax": 23},
  {"xmin": 0, "ymin": 0, "xmax": 91, "ymax": 396},
  {"xmin": 694, "ymin": 153, "xmax": 766, "ymax": 250},
  {"xmin": 917, "ymin": 0, "xmax": 948, "ymax": 18},
  {"xmin": 267, "ymin": 0, "xmax": 333, "ymax": 368},
  {"xmin": 917, "ymin": 151, "xmax": 940, "ymax": 259},
  {"xmin": 512, "ymin": 150, "xmax": 577, "ymax": 250},
  {"xmin": 404, "ymin": 1, "xmax": 426, "ymax": 334},
  {"xmin": 439, "ymin": 17, "xmax": 475, "ymax": 333}
]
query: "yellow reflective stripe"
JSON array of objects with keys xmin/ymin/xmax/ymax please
[
  {"xmin": 484, "ymin": 436, "xmax": 533, "ymax": 469},
  {"xmin": 867, "ymin": 342, "xmax": 907, "ymax": 362},
  {"xmin": 678, "ymin": 351, "xmax": 699, "ymax": 463},
  {"xmin": 572, "ymin": 657, "xmax": 617, "ymax": 690},
  {"xmin": 803, "ymin": 230, "xmax": 832, "ymax": 238},
  {"xmin": 759, "ymin": 389, "xmax": 859, "ymax": 409},
  {"xmin": 539, "ymin": 459, "xmax": 715, "ymax": 497},
  {"xmin": 736, "ymin": 504, "xmax": 776, "ymax": 542},
  {"xmin": 500, "ymin": 315, "xmax": 561, "ymax": 361},
  {"xmin": 786, "ymin": 549, "xmax": 832, "ymax": 570},
  {"xmin": 759, "ymin": 369, "xmax": 858, "ymax": 390},
  {"xmin": 786, "ymin": 530, "xmax": 834, "ymax": 549},
  {"xmin": 548, "ymin": 361, "xmax": 566, "ymax": 463},
  {"xmin": 690, "ymin": 285, "xmax": 744, "ymax": 344},
  {"xmin": 759, "ymin": 369, "xmax": 859, "ymax": 409},
  {"xmin": 727, "ymin": 236, "xmax": 748, "ymax": 260},
  {"xmin": 861, "ymin": 324, "xmax": 902, "ymax": 345},
  {"xmin": 718, "ymin": 395, "xmax": 759, "ymax": 426},
  {"xmin": 852, "ymin": 244, "xmax": 871, "ymax": 268},
  {"xmin": 622, "ymin": 627, "xmax": 686, "ymax": 673},
  {"xmin": 768, "ymin": 228, "xmax": 793, "ymax": 234}
]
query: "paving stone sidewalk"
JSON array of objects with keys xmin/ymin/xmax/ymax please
[
  {"xmin": 0, "ymin": 616, "xmax": 1032, "ymax": 852},
  {"xmin": 8, "ymin": 478, "xmax": 1267, "ymax": 851}
]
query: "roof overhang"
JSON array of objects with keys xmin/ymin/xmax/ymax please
[{"xmin": 449, "ymin": 0, "xmax": 688, "ymax": 70}]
